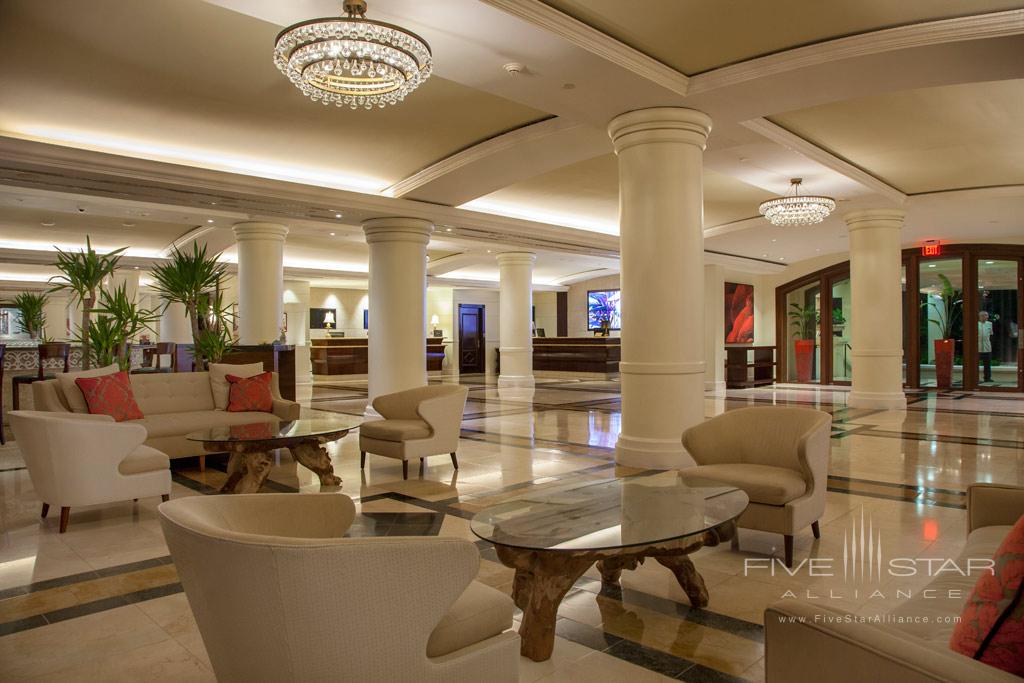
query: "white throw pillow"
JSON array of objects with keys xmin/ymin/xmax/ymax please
[
  {"xmin": 56, "ymin": 363, "xmax": 120, "ymax": 413},
  {"xmin": 208, "ymin": 362, "xmax": 265, "ymax": 410}
]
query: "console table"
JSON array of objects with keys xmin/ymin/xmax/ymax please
[{"xmin": 725, "ymin": 345, "xmax": 777, "ymax": 389}]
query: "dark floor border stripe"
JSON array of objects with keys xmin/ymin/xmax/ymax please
[
  {"xmin": 0, "ymin": 555, "xmax": 173, "ymax": 601},
  {"xmin": 828, "ymin": 474, "xmax": 965, "ymax": 497}
]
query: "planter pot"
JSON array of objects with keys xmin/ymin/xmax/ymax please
[
  {"xmin": 794, "ymin": 339, "xmax": 816, "ymax": 383},
  {"xmin": 933, "ymin": 339, "xmax": 955, "ymax": 389}
]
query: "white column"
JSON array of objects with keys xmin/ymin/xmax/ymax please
[
  {"xmin": 497, "ymin": 251, "xmax": 536, "ymax": 389},
  {"xmin": 159, "ymin": 300, "xmax": 193, "ymax": 343},
  {"xmin": 363, "ymin": 217, "xmax": 433, "ymax": 404},
  {"xmin": 42, "ymin": 292, "xmax": 69, "ymax": 340},
  {"xmin": 609, "ymin": 107, "xmax": 712, "ymax": 470},
  {"xmin": 704, "ymin": 264, "xmax": 726, "ymax": 392},
  {"xmin": 283, "ymin": 279, "xmax": 313, "ymax": 387},
  {"xmin": 233, "ymin": 222, "xmax": 288, "ymax": 345},
  {"xmin": 846, "ymin": 209, "xmax": 908, "ymax": 410},
  {"xmin": 109, "ymin": 270, "xmax": 140, "ymax": 304}
]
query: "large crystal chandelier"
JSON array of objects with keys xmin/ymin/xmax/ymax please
[
  {"xmin": 273, "ymin": 0, "xmax": 432, "ymax": 110},
  {"xmin": 758, "ymin": 178, "xmax": 836, "ymax": 226}
]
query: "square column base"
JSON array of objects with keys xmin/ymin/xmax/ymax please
[{"xmin": 848, "ymin": 390, "xmax": 907, "ymax": 411}]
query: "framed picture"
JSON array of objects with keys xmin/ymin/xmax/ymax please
[
  {"xmin": 363, "ymin": 309, "xmax": 369, "ymax": 330},
  {"xmin": 725, "ymin": 283, "xmax": 754, "ymax": 343},
  {"xmin": 587, "ymin": 289, "xmax": 621, "ymax": 331}
]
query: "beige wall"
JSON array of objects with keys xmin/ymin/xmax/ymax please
[
  {"xmin": 452, "ymin": 288, "xmax": 500, "ymax": 374},
  {"xmin": 533, "ymin": 290, "xmax": 558, "ymax": 336},
  {"xmin": 308, "ymin": 287, "xmax": 370, "ymax": 338}
]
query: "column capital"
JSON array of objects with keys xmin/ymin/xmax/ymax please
[
  {"xmin": 496, "ymin": 251, "xmax": 536, "ymax": 266},
  {"xmin": 608, "ymin": 107, "xmax": 712, "ymax": 154},
  {"xmin": 233, "ymin": 221, "xmax": 289, "ymax": 241},
  {"xmin": 843, "ymin": 209, "xmax": 906, "ymax": 232},
  {"xmin": 362, "ymin": 217, "xmax": 433, "ymax": 245}
]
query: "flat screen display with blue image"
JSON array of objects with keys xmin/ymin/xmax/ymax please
[{"xmin": 587, "ymin": 289, "xmax": 621, "ymax": 330}]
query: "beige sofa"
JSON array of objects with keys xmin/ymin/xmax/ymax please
[
  {"xmin": 32, "ymin": 370, "xmax": 300, "ymax": 464},
  {"xmin": 765, "ymin": 483, "xmax": 1023, "ymax": 682}
]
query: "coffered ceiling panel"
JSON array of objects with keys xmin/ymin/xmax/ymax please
[
  {"xmin": 468, "ymin": 153, "xmax": 775, "ymax": 233},
  {"xmin": 770, "ymin": 79, "xmax": 1024, "ymax": 194},
  {"xmin": 0, "ymin": 0, "xmax": 548, "ymax": 192},
  {"xmin": 541, "ymin": 0, "xmax": 1023, "ymax": 74}
]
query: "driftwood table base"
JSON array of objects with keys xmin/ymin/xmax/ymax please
[
  {"xmin": 494, "ymin": 523, "xmax": 735, "ymax": 662},
  {"xmin": 203, "ymin": 432, "xmax": 350, "ymax": 494}
]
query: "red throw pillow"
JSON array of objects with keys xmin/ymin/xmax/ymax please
[
  {"xmin": 950, "ymin": 514, "xmax": 1024, "ymax": 675},
  {"xmin": 226, "ymin": 372, "xmax": 274, "ymax": 413},
  {"xmin": 74, "ymin": 371, "xmax": 144, "ymax": 422}
]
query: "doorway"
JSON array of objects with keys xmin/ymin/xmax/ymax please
[{"xmin": 458, "ymin": 304, "xmax": 486, "ymax": 374}]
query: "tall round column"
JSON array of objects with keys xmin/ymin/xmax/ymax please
[
  {"xmin": 845, "ymin": 209, "xmax": 908, "ymax": 410},
  {"xmin": 363, "ymin": 217, "xmax": 433, "ymax": 403},
  {"xmin": 159, "ymin": 300, "xmax": 192, "ymax": 343},
  {"xmin": 609, "ymin": 107, "xmax": 712, "ymax": 469},
  {"xmin": 704, "ymin": 264, "xmax": 726, "ymax": 392},
  {"xmin": 497, "ymin": 251, "xmax": 536, "ymax": 389},
  {"xmin": 42, "ymin": 292, "xmax": 69, "ymax": 341},
  {"xmin": 233, "ymin": 222, "xmax": 288, "ymax": 345},
  {"xmin": 283, "ymin": 280, "xmax": 313, "ymax": 389}
]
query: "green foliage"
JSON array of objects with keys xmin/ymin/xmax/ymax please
[
  {"xmin": 81, "ymin": 284, "xmax": 159, "ymax": 370},
  {"xmin": 788, "ymin": 302, "xmax": 819, "ymax": 340},
  {"xmin": 193, "ymin": 292, "xmax": 235, "ymax": 366},
  {"xmin": 49, "ymin": 236, "xmax": 126, "ymax": 369},
  {"xmin": 6, "ymin": 291, "xmax": 48, "ymax": 339},
  {"xmin": 923, "ymin": 273, "xmax": 962, "ymax": 340}
]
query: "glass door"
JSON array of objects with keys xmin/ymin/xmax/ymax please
[
  {"xmin": 784, "ymin": 282, "xmax": 821, "ymax": 383},
  {"xmin": 974, "ymin": 257, "xmax": 1022, "ymax": 390},
  {"xmin": 918, "ymin": 257, "xmax": 964, "ymax": 389},
  {"xmin": 828, "ymin": 275, "xmax": 852, "ymax": 383}
]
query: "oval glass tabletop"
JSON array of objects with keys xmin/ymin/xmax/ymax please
[
  {"xmin": 186, "ymin": 415, "xmax": 363, "ymax": 443},
  {"xmin": 471, "ymin": 472, "xmax": 749, "ymax": 552}
]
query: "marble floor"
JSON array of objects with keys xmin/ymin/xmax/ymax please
[{"xmin": 1, "ymin": 377, "xmax": 1022, "ymax": 681}]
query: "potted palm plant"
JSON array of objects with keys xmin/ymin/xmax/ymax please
[
  {"xmin": 149, "ymin": 243, "xmax": 230, "ymax": 368},
  {"xmin": 193, "ymin": 292, "xmax": 236, "ymax": 366},
  {"xmin": 924, "ymin": 273, "xmax": 961, "ymax": 389},
  {"xmin": 6, "ymin": 291, "xmax": 48, "ymax": 340},
  {"xmin": 49, "ymin": 237, "xmax": 126, "ymax": 369},
  {"xmin": 788, "ymin": 302, "xmax": 818, "ymax": 383},
  {"xmin": 85, "ymin": 284, "xmax": 160, "ymax": 370}
]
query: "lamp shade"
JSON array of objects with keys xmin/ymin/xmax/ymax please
[
  {"xmin": 430, "ymin": 314, "xmax": 440, "ymax": 326},
  {"xmin": 323, "ymin": 311, "xmax": 336, "ymax": 324}
]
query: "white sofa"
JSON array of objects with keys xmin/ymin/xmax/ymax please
[
  {"xmin": 159, "ymin": 493, "xmax": 520, "ymax": 682},
  {"xmin": 32, "ymin": 368, "xmax": 300, "ymax": 467},
  {"xmin": 765, "ymin": 483, "xmax": 1023, "ymax": 682},
  {"xmin": 10, "ymin": 410, "xmax": 171, "ymax": 533}
]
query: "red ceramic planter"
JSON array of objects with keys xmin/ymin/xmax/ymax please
[
  {"xmin": 934, "ymin": 338, "xmax": 955, "ymax": 389},
  {"xmin": 794, "ymin": 339, "xmax": 815, "ymax": 383}
]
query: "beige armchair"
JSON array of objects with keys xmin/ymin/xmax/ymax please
[
  {"xmin": 10, "ymin": 410, "xmax": 171, "ymax": 533},
  {"xmin": 360, "ymin": 384, "xmax": 470, "ymax": 479},
  {"xmin": 159, "ymin": 493, "xmax": 520, "ymax": 682},
  {"xmin": 680, "ymin": 406, "xmax": 832, "ymax": 566}
]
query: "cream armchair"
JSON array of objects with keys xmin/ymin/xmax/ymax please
[
  {"xmin": 159, "ymin": 493, "xmax": 520, "ymax": 682},
  {"xmin": 10, "ymin": 410, "xmax": 171, "ymax": 533},
  {"xmin": 360, "ymin": 384, "xmax": 470, "ymax": 479},
  {"xmin": 680, "ymin": 406, "xmax": 832, "ymax": 566}
]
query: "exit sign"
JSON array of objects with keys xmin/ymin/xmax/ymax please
[{"xmin": 922, "ymin": 242, "xmax": 941, "ymax": 257}]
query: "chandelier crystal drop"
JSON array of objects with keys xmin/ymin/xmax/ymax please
[
  {"xmin": 758, "ymin": 178, "xmax": 836, "ymax": 227},
  {"xmin": 273, "ymin": 0, "xmax": 432, "ymax": 110}
]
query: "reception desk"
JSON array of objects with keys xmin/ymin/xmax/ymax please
[
  {"xmin": 311, "ymin": 338, "xmax": 445, "ymax": 375},
  {"xmin": 532, "ymin": 337, "xmax": 620, "ymax": 376}
]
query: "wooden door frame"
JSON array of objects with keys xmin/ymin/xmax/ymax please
[{"xmin": 969, "ymin": 253, "xmax": 1024, "ymax": 392}]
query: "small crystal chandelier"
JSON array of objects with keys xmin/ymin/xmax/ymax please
[
  {"xmin": 758, "ymin": 178, "xmax": 836, "ymax": 226},
  {"xmin": 273, "ymin": 0, "xmax": 432, "ymax": 110}
]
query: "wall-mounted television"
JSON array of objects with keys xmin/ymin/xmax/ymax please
[{"xmin": 587, "ymin": 289, "xmax": 621, "ymax": 331}]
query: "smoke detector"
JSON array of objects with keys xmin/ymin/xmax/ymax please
[{"xmin": 503, "ymin": 62, "xmax": 526, "ymax": 76}]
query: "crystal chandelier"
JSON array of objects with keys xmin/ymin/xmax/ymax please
[
  {"xmin": 758, "ymin": 178, "xmax": 836, "ymax": 226},
  {"xmin": 273, "ymin": 0, "xmax": 432, "ymax": 110}
]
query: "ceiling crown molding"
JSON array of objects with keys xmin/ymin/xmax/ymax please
[
  {"xmin": 385, "ymin": 116, "xmax": 569, "ymax": 198},
  {"xmin": 740, "ymin": 118, "xmax": 907, "ymax": 205},
  {"xmin": 479, "ymin": 0, "xmax": 690, "ymax": 96},
  {"xmin": 689, "ymin": 9, "xmax": 1024, "ymax": 94}
]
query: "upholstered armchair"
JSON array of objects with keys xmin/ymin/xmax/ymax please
[
  {"xmin": 360, "ymin": 384, "xmax": 470, "ymax": 479},
  {"xmin": 9, "ymin": 410, "xmax": 171, "ymax": 533},
  {"xmin": 680, "ymin": 406, "xmax": 832, "ymax": 566},
  {"xmin": 159, "ymin": 493, "xmax": 520, "ymax": 682}
]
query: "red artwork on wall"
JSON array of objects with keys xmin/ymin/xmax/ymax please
[{"xmin": 725, "ymin": 283, "xmax": 754, "ymax": 343}]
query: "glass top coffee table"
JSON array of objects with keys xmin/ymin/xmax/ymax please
[
  {"xmin": 187, "ymin": 415, "xmax": 362, "ymax": 494},
  {"xmin": 471, "ymin": 472, "xmax": 749, "ymax": 661}
]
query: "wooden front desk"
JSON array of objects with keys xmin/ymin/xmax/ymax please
[
  {"xmin": 311, "ymin": 338, "xmax": 445, "ymax": 375},
  {"xmin": 532, "ymin": 337, "xmax": 620, "ymax": 375}
]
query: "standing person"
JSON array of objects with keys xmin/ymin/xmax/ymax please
[{"xmin": 978, "ymin": 311, "xmax": 994, "ymax": 383}]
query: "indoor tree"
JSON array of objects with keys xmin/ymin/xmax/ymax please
[
  {"xmin": 84, "ymin": 283, "xmax": 160, "ymax": 369},
  {"xmin": 49, "ymin": 237, "xmax": 126, "ymax": 369},
  {"xmin": 149, "ymin": 243, "xmax": 230, "ymax": 367},
  {"xmin": 788, "ymin": 302, "xmax": 819, "ymax": 383},
  {"xmin": 923, "ymin": 273, "xmax": 962, "ymax": 389},
  {"xmin": 6, "ymin": 291, "xmax": 48, "ymax": 340}
]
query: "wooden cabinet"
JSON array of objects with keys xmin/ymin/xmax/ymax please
[{"xmin": 725, "ymin": 345, "xmax": 776, "ymax": 389}]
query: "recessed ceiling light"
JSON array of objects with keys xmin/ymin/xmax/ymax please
[
  {"xmin": 41, "ymin": 221, "xmax": 56, "ymax": 227},
  {"xmin": 122, "ymin": 222, "xmax": 135, "ymax": 228},
  {"xmin": 778, "ymin": 257, "xmax": 785, "ymax": 261},
  {"xmin": 133, "ymin": 266, "xmax": 139, "ymax": 270},
  {"xmin": 761, "ymin": 253, "xmax": 768, "ymax": 257},
  {"xmin": 771, "ymin": 238, "xmax": 777, "ymax": 243},
  {"xmin": 329, "ymin": 232, "xmax": 336, "ymax": 236},
  {"xmin": 446, "ymin": 228, "xmax": 452, "ymax": 232},
  {"xmin": 928, "ymin": 264, "xmax": 936, "ymax": 268},
  {"xmin": 207, "ymin": 219, "xmax": 214, "ymax": 223},
  {"xmin": 334, "ymin": 213, "xmax": 342, "ymax": 219},
  {"xmin": 486, "ymin": 250, "xmax": 492, "ymax": 254}
]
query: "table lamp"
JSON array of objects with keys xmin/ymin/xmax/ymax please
[
  {"xmin": 323, "ymin": 310, "xmax": 335, "ymax": 329},
  {"xmin": 430, "ymin": 314, "xmax": 440, "ymax": 335}
]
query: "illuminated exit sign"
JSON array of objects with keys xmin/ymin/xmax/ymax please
[{"xmin": 922, "ymin": 242, "xmax": 941, "ymax": 257}]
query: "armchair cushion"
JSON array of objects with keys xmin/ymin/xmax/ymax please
[
  {"xmin": 118, "ymin": 445, "xmax": 171, "ymax": 476},
  {"xmin": 76, "ymin": 370, "xmax": 145, "ymax": 422},
  {"xmin": 57, "ymin": 363, "xmax": 119, "ymax": 413},
  {"xmin": 681, "ymin": 463, "xmax": 807, "ymax": 506},
  {"xmin": 426, "ymin": 580, "xmax": 515, "ymax": 657},
  {"xmin": 361, "ymin": 418, "xmax": 432, "ymax": 442}
]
